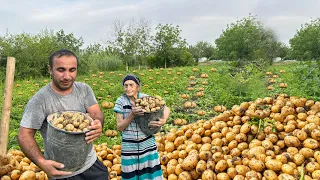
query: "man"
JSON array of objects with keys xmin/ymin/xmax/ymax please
[{"xmin": 18, "ymin": 49, "xmax": 109, "ymax": 179}]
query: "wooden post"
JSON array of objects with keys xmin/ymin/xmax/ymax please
[{"xmin": 0, "ymin": 57, "xmax": 16, "ymax": 155}]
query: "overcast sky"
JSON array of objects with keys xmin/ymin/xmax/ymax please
[{"xmin": 0, "ymin": 0, "xmax": 319, "ymax": 47}]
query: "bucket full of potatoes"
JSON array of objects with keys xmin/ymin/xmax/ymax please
[
  {"xmin": 134, "ymin": 96, "xmax": 166, "ymax": 136},
  {"xmin": 46, "ymin": 111, "xmax": 93, "ymax": 172}
]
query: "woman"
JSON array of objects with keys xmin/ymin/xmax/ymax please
[{"xmin": 113, "ymin": 74, "xmax": 170, "ymax": 180}]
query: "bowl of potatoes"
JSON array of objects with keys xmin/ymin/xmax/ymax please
[
  {"xmin": 134, "ymin": 96, "xmax": 166, "ymax": 136},
  {"xmin": 46, "ymin": 111, "xmax": 93, "ymax": 171}
]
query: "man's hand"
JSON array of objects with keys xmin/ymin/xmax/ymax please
[
  {"xmin": 39, "ymin": 159, "xmax": 72, "ymax": 178},
  {"xmin": 85, "ymin": 120, "xmax": 102, "ymax": 143}
]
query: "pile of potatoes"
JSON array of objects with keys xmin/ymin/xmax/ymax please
[
  {"xmin": 0, "ymin": 150, "xmax": 47, "ymax": 180},
  {"xmin": 3, "ymin": 94, "xmax": 320, "ymax": 180},
  {"xmin": 156, "ymin": 94, "xmax": 320, "ymax": 180},
  {"xmin": 94, "ymin": 143, "xmax": 122, "ymax": 180},
  {"xmin": 134, "ymin": 95, "xmax": 165, "ymax": 113},
  {"xmin": 48, "ymin": 111, "xmax": 92, "ymax": 132}
]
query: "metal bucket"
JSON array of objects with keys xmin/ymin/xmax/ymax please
[
  {"xmin": 135, "ymin": 107, "xmax": 164, "ymax": 136},
  {"xmin": 45, "ymin": 111, "xmax": 93, "ymax": 172}
]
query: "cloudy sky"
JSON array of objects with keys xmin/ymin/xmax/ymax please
[{"xmin": 0, "ymin": 0, "xmax": 319, "ymax": 47}]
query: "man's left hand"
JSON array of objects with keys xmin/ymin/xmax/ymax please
[{"xmin": 85, "ymin": 120, "xmax": 102, "ymax": 143}]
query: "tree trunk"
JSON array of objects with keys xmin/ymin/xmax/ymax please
[{"xmin": 126, "ymin": 61, "xmax": 128, "ymax": 72}]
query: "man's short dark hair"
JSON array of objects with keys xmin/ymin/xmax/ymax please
[{"xmin": 49, "ymin": 49, "xmax": 79, "ymax": 67}]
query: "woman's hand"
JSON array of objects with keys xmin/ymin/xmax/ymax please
[
  {"xmin": 131, "ymin": 99, "xmax": 145, "ymax": 116},
  {"xmin": 148, "ymin": 118, "xmax": 166, "ymax": 129}
]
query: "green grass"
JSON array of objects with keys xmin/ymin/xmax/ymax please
[{"xmin": 1, "ymin": 61, "xmax": 320, "ymax": 150}]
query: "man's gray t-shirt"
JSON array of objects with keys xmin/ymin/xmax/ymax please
[{"xmin": 20, "ymin": 82, "xmax": 98, "ymax": 179}]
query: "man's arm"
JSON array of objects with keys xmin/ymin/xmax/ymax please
[
  {"xmin": 18, "ymin": 127, "xmax": 45, "ymax": 165},
  {"xmin": 18, "ymin": 127, "xmax": 72, "ymax": 177},
  {"xmin": 85, "ymin": 104, "xmax": 104, "ymax": 143}
]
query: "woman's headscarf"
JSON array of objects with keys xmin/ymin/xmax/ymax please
[{"xmin": 122, "ymin": 74, "xmax": 141, "ymax": 86}]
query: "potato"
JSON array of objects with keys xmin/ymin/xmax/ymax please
[
  {"xmin": 282, "ymin": 164, "xmax": 295, "ymax": 175},
  {"xmin": 196, "ymin": 160, "xmax": 207, "ymax": 174},
  {"xmin": 182, "ymin": 153, "xmax": 199, "ymax": 171},
  {"xmin": 306, "ymin": 161, "xmax": 320, "ymax": 173},
  {"xmin": 303, "ymin": 138, "xmax": 319, "ymax": 149},
  {"xmin": 166, "ymin": 165, "xmax": 176, "ymax": 175},
  {"xmin": 102, "ymin": 160, "xmax": 112, "ymax": 168},
  {"xmin": 109, "ymin": 171, "xmax": 117, "ymax": 178},
  {"xmin": 105, "ymin": 130, "xmax": 118, "ymax": 137},
  {"xmin": 216, "ymin": 172, "xmax": 230, "ymax": 180},
  {"xmin": 235, "ymin": 165, "xmax": 250, "ymax": 176},
  {"xmin": 168, "ymin": 174, "xmax": 178, "ymax": 180},
  {"xmin": 265, "ymin": 159, "xmax": 282, "ymax": 171},
  {"xmin": 278, "ymin": 174, "xmax": 295, "ymax": 180},
  {"xmin": 233, "ymin": 175, "xmax": 245, "ymax": 180},
  {"xmin": 19, "ymin": 170, "xmax": 36, "ymax": 180},
  {"xmin": 164, "ymin": 142, "xmax": 175, "ymax": 152},
  {"xmin": 295, "ymin": 130, "xmax": 308, "ymax": 141},
  {"xmin": 202, "ymin": 169, "xmax": 216, "ymax": 180},
  {"xmin": 315, "ymin": 151, "xmax": 320, "ymax": 164},
  {"xmin": 248, "ymin": 146, "xmax": 265, "ymax": 158},
  {"xmin": 10, "ymin": 169, "xmax": 21, "ymax": 180},
  {"xmin": 0, "ymin": 155, "xmax": 9, "ymax": 166},
  {"xmin": 110, "ymin": 164, "xmax": 120, "ymax": 176},
  {"xmin": 293, "ymin": 153, "xmax": 305, "ymax": 166},
  {"xmin": 189, "ymin": 169, "xmax": 200, "ymax": 179},
  {"xmin": 299, "ymin": 147, "xmax": 314, "ymax": 158},
  {"xmin": 284, "ymin": 136, "xmax": 300, "ymax": 147},
  {"xmin": 312, "ymin": 170, "xmax": 320, "ymax": 179},
  {"xmin": 0, "ymin": 164, "xmax": 13, "ymax": 176},
  {"xmin": 264, "ymin": 170, "xmax": 278, "ymax": 180},
  {"xmin": 178, "ymin": 171, "xmax": 192, "ymax": 180},
  {"xmin": 167, "ymin": 159, "xmax": 178, "ymax": 167},
  {"xmin": 248, "ymin": 159, "xmax": 265, "ymax": 172},
  {"xmin": 0, "ymin": 175, "xmax": 11, "ymax": 180},
  {"xmin": 175, "ymin": 164, "xmax": 184, "ymax": 175},
  {"xmin": 246, "ymin": 171, "xmax": 260, "ymax": 179},
  {"xmin": 35, "ymin": 171, "xmax": 46, "ymax": 180}
]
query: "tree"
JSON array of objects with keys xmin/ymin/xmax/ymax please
[
  {"xmin": 150, "ymin": 24, "xmax": 193, "ymax": 68},
  {"xmin": 215, "ymin": 15, "xmax": 281, "ymax": 68},
  {"xmin": 188, "ymin": 41, "xmax": 215, "ymax": 62},
  {"xmin": 289, "ymin": 18, "xmax": 320, "ymax": 60},
  {"xmin": 106, "ymin": 18, "xmax": 152, "ymax": 70},
  {"xmin": 275, "ymin": 42, "xmax": 290, "ymax": 60},
  {"xmin": 0, "ymin": 29, "xmax": 84, "ymax": 80}
]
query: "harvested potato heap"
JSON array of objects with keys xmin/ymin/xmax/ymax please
[
  {"xmin": 134, "ymin": 95, "xmax": 165, "ymax": 113},
  {"xmin": 48, "ymin": 112, "xmax": 91, "ymax": 132},
  {"xmin": 155, "ymin": 94, "xmax": 320, "ymax": 180},
  {"xmin": 4, "ymin": 95, "xmax": 320, "ymax": 180},
  {"xmin": 0, "ymin": 150, "xmax": 48, "ymax": 180},
  {"xmin": 94, "ymin": 143, "xmax": 122, "ymax": 180}
]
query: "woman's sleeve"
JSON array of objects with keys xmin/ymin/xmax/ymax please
[{"xmin": 113, "ymin": 97, "xmax": 124, "ymax": 114}]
